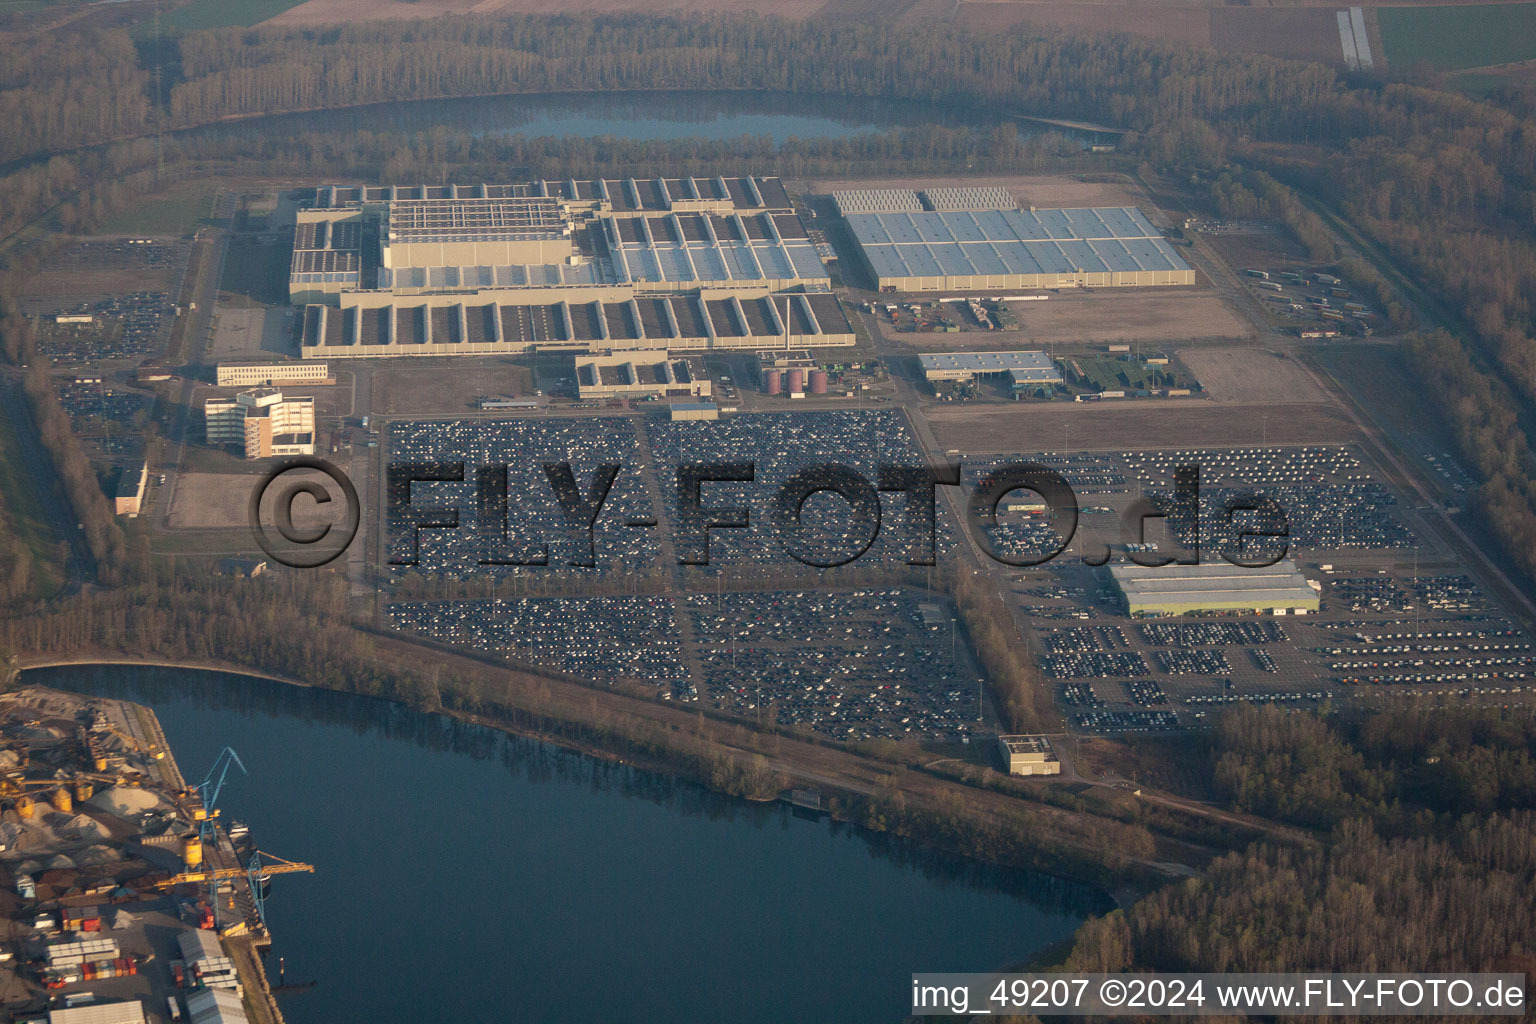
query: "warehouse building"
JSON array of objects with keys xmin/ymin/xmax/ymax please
[
  {"xmin": 1110, "ymin": 559, "xmax": 1320, "ymax": 617},
  {"xmin": 216, "ymin": 362, "xmax": 331, "ymax": 387},
  {"xmin": 996, "ymin": 735, "xmax": 1061, "ymax": 776},
  {"xmin": 300, "ymin": 291, "xmax": 855, "ymax": 359},
  {"xmin": 919, "ymin": 351, "xmax": 1063, "ymax": 387},
  {"xmin": 204, "ymin": 389, "xmax": 315, "ymax": 459},
  {"xmin": 113, "ymin": 460, "xmax": 147, "ymax": 517},
  {"xmin": 575, "ymin": 350, "xmax": 711, "ymax": 400},
  {"xmin": 668, "ymin": 401, "xmax": 720, "ymax": 421},
  {"xmin": 186, "ymin": 988, "xmax": 249, "ymax": 1024},
  {"xmin": 178, "ymin": 929, "xmax": 240, "ymax": 994},
  {"xmin": 49, "ymin": 1002, "xmax": 147, "ymax": 1024},
  {"xmin": 847, "ymin": 207, "xmax": 1195, "ymax": 292}
]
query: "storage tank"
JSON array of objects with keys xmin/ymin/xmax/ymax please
[
  {"xmin": 786, "ymin": 369, "xmax": 805, "ymax": 393},
  {"xmin": 763, "ymin": 369, "xmax": 782, "ymax": 395},
  {"xmin": 181, "ymin": 833, "xmax": 204, "ymax": 869},
  {"xmin": 16, "ymin": 796, "xmax": 34, "ymax": 819},
  {"xmin": 52, "ymin": 787, "xmax": 71, "ymax": 813},
  {"xmin": 809, "ymin": 370, "xmax": 828, "ymax": 394},
  {"xmin": 74, "ymin": 780, "xmax": 93, "ymax": 803}
]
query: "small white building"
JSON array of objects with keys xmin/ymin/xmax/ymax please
[{"xmin": 997, "ymin": 735, "xmax": 1061, "ymax": 776}]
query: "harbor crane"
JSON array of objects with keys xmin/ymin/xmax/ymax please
[
  {"xmin": 188, "ymin": 747, "xmax": 246, "ymax": 843},
  {"xmin": 152, "ymin": 851, "xmax": 314, "ymax": 890},
  {"xmin": 150, "ymin": 851, "xmax": 315, "ymax": 930}
]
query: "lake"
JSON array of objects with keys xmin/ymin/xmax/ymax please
[
  {"xmin": 193, "ymin": 89, "xmax": 1090, "ymax": 145},
  {"xmin": 30, "ymin": 664, "xmax": 1106, "ymax": 1024}
]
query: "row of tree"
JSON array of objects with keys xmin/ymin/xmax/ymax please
[{"xmin": 14, "ymin": 353, "xmax": 125, "ymax": 583}]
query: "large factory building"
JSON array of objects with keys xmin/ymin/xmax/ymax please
[
  {"xmin": 294, "ymin": 175, "xmax": 854, "ymax": 357},
  {"xmin": 845, "ymin": 206, "xmax": 1195, "ymax": 292},
  {"xmin": 300, "ymin": 291, "xmax": 854, "ymax": 359}
]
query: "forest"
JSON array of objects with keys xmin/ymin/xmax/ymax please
[{"xmin": 1060, "ymin": 704, "xmax": 1536, "ymax": 985}]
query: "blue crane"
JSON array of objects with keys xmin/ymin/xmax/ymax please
[{"xmin": 194, "ymin": 747, "xmax": 246, "ymax": 843}]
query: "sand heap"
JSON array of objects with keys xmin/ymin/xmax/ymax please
[{"xmin": 87, "ymin": 786, "xmax": 164, "ymax": 818}]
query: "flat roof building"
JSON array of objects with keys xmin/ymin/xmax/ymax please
[
  {"xmin": 113, "ymin": 460, "xmax": 147, "ymax": 517},
  {"xmin": 1110, "ymin": 558, "xmax": 1320, "ymax": 617},
  {"xmin": 216, "ymin": 362, "xmax": 331, "ymax": 387},
  {"xmin": 997, "ymin": 735, "xmax": 1061, "ymax": 776},
  {"xmin": 847, "ymin": 206, "xmax": 1195, "ymax": 292},
  {"xmin": 668, "ymin": 401, "xmax": 720, "ymax": 421},
  {"xmin": 49, "ymin": 1002, "xmax": 147, "ymax": 1024},
  {"xmin": 575, "ymin": 350, "xmax": 711, "ymax": 400},
  {"xmin": 301, "ymin": 291, "xmax": 855, "ymax": 359},
  {"xmin": 186, "ymin": 988, "xmax": 248, "ymax": 1024},
  {"xmin": 919, "ymin": 350, "xmax": 1063, "ymax": 386}
]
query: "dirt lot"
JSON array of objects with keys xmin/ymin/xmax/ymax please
[
  {"xmin": 878, "ymin": 291, "xmax": 1250, "ymax": 349},
  {"xmin": 955, "ymin": 2, "xmax": 1213, "ymax": 45},
  {"xmin": 207, "ymin": 307, "xmax": 298, "ymax": 361},
  {"xmin": 1210, "ymin": 7, "xmax": 1349, "ymax": 64},
  {"xmin": 265, "ymin": 0, "xmax": 826, "ymax": 25},
  {"xmin": 23, "ymin": 267, "xmax": 179, "ymax": 300},
  {"xmin": 924, "ymin": 399, "xmax": 1360, "ymax": 452},
  {"xmin": 1203, "ymin": 226, "xmax": 1312, "ymax": 272},
  {"xmin": 372, "ymin": 362, "xmax": 535, "ymax": 417},
  {"xmin": 1176, "ymin": 347, "xmax": 1329, "ymax": 404},
  {"xmin": 169, "ymin": 468, "xmax": 343, "ymax": 530}
]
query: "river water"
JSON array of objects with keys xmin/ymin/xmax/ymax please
[{"xmin": 29, "ymin": 665, "xmax": 1105, "ymax": 1023}]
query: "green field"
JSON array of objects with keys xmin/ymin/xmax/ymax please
[
  {"xmin": 100, "ymin": 186, "xmax": 216, "ymax": 236},
  {"xmin": 0, "ymin": 409, "xmax": 63, "ymax": 600},
  {"xmin": 164, "ymin": 0, "xmax": 309, "ymax": 30},
  {"xmin": 1379, "ymin": 3, "xmax": 1536, "ymax": 71}
]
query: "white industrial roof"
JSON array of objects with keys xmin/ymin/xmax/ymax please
[
  {"xmin": 1009, "ymin": 366, "xmax": 1062, "ymax": 384},
  {"xmin": 187, "ymin": 988, "xmax": 249, "ymax": 1024},
  {"xmin": 919, "ymin": 351, "xmax": 1058, "ymax": 373},
  {"xmin": 49, "ymin": 1003, "xmax": 147, "ymax": 1024},
  {"xmin": 922, "ymin": 186, "xmax": 1017, "ymax": 211},
  {"xmin": 848, "ymin": 207, "xmax": 1191, "ymax": 280},
  {"xmin": 1111, "ymin": 559, "xmax": 1316, "ymax": 606},
  {"xmin": 178, "ymin": 928, "xmax": 225, "ymax": 962},
  {"xmin": 831, "ymin": 188, "xmax": 923, "ymax": 217}
]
